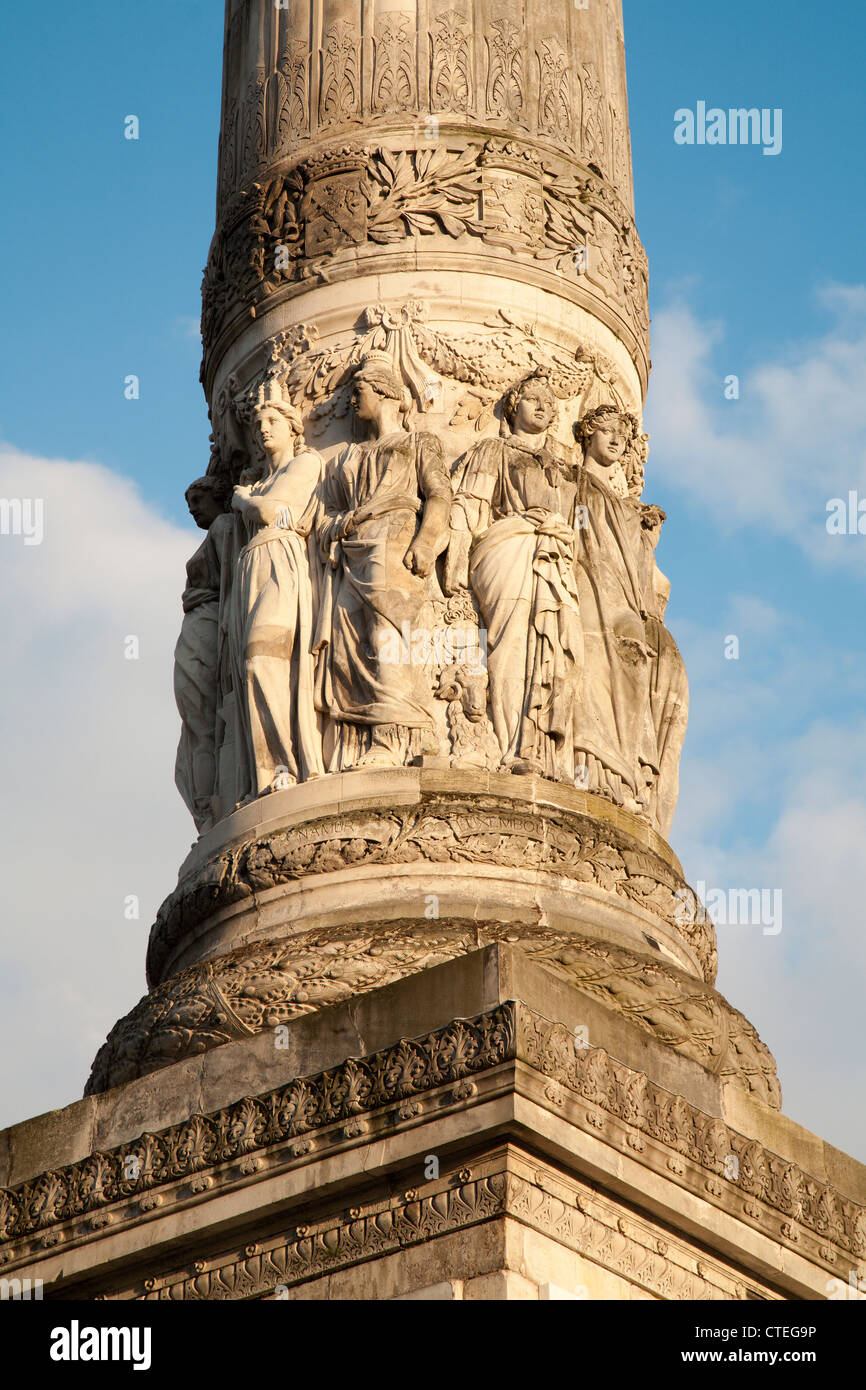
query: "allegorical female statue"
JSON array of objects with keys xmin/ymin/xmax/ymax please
[
  {"xmin": 636, "ymin": 502, "xmax": 689, "ymax": 838},
  {"xmin": 313, "ymin": 353, "xmax": 452, "ymax": 771},
  {"xmin": 445, "ymin": 372, "xmax": 583, "ymax": 780},
  {"xmin": 229, "ymin": 394, "xmax": 325, "ymax": 799},
  {"xmin": 174, "ymin": 475, "xmax": 234, "ymax": 833},
  {"xmin": 572, "ymin": 405, "xmax": 687, "ymax": 828}
]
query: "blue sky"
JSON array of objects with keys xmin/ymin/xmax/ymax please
[{"xmin": 1, "ymin": 1, "xmax": 865, "ymax": 1159}]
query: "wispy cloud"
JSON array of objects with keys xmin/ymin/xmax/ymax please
[
  {"xmin": 646, "ymin": 285, "xmax": 866, "ymax": 568},
  {"xmin": 172, "ymin": 315, "xmax": 201, "ymax": 343},
  {"xmin": 0, "ymin": 446, "xmax": 193, "ymax": 1127}
]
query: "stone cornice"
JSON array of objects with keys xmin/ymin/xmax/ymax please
[
  {"xmin": 3, "ymin": 1003, "xmax": 862, "ymax": 1284},
  {"xmin": 136, "ymin": 1156, "xmax": 776, "ymax": 1303},
  {"xmin": 148, "ymin": 793, "xmax": 712, "ymax": 987}
]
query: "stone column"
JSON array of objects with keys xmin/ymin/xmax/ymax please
[
  {"xmin": 89, "ymin": 0, "xmax": 746, "ymax": 1119},
  {"xmin": 11, "ymin": 0, "xmax": 864, "ymax": 1315},
  {"xmin": 202, "ymin": 0, "xmax": 649, "ymax": 467}
]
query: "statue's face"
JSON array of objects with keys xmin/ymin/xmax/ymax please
[
  {"xmin": 512, "ymin": 387, "xmax": 555, "ymax": 435},
  {"xmin": 187, "ymin": 487, "xmax": 221, "ymax": 529},
  {"xmin": 254, "ymin": 407, "xmax": 293, "ymax": 457},
  {"xmin": 586, "ymin": 417, "xmax": 627, "ymax": 467},
  {"xmin": 352, "ymin": 379, "xmax": 381, "ymax": 423}
]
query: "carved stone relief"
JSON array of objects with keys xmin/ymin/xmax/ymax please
[
  {"xmin": 537, "ymin": 38, "xmax": 572, "ymax": 145},
  {"xmin": 240, "ymin": 66, "xmax": 268, "ymax": 182},
  {"xmin": 319, "ymin": 21, "xmax": 361, "ymax": 128},
  {"xmin": 579, "ymin": 61, "xmax": 607, "ymax": 171},
  {"xmin": 274, "ymin": 39, "xmax": 310, "ymax": 148},
  {"xmin": 133, "ymin": 1161, "xmax": 778, "ymax": 1302},
  {"xmin": 430, "ymin": 10, "xmax": 473, "ymax": 113},
  {"xmin": 201, "ymin": 141, "xmax": 648, "ymax": 363},
  {"xmin": 485, "ymin": 20, "xmax": 525, "ymax": 123},
  {"xmin": 181, "ymin": 290, "xmax": 676, "ymax": 852},
  {"xmin": 214, "ymin": 8, "xmax": 637, "ymax": 205},
  {"xmin": 372, "ymin": 12, "xmax": 417, "ymax": 115},
  {"xmin": 90, "ymin": 916, "xmax": 774, "ymax": 1100},
  {"xmin": 5, "ymin": 1005, "xmax": 860, "ymax": 1283}
]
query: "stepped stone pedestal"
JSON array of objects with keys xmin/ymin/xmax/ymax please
[
  {"xmin": 2, "ymin": 941, "xmax": 864, "ymax": 1300},
  {"xmin": 3, "ymin": 778, "xmax": 865, "ymax": 1301}
]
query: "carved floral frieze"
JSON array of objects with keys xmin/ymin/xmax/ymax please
[
  {"xmin": 136, "ymin": 1164, "xmax": 772, "ymax": 1302},
  {"xmin": 200, "ymin": 140, "xmax": 648, "ymax": 368},
  {"xmin": 3, "ymin": 1004, "xmax": 861, "ymax": 1286}
]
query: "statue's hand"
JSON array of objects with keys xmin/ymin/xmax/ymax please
[
  {"xmin": 404, "ymin": 542, "xmax": 435, "ymax": 577},
  {"xmin": 532, "ymin": 512, "xmax": 573, "ymax": 545}
]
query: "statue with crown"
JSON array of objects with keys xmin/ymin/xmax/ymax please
[
  {"xmin": 173, "ymin": 352, "xmax": 456, "ymax": 834},
  {"xmin": 174, "ymin": 373, "xmax": 325, "ymax": 831}
]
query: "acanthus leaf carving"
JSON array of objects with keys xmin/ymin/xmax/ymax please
[
  {"xmin": 319, "ymin": 21, "xmax": 360, "ymax": 128},
  {"xmin": 430, "ymin": 10, "xmax": 473, "ymax": 113},
  {"xmin": 485, "ymin": 20, "xmax": 524, "ymax": 123},
  {"xmin": 372, "ymin": 13, "xmax": 417, "ymax": 115}
]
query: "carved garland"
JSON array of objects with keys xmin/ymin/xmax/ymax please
[
  {"xmin": 89, "ymin": 923, "xmax": 774, "ymax": 1101},
  {"xmin": 145, "ymin": 801, "xmax": 715, "ymax": 986},
  {"xmin": 200, "ymin": 141, "xmax": 648, "ymax": 367},
  {"xmin": 228, "ymin": 300, "xmax": 629, "ymax": 451}
]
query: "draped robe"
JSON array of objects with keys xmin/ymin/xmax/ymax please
[
  {"xmin": 174, "ymin": 513, "xmax": 235, "ymax": 830},
  {"xmin": 313, "ymin": 430, "xmax": 451, "ymax": 764},
  {"xmin": 570, "ymin": 465, "xmax": 659, "ymax": 805},
  {"xmin": 451, "ymin": 436, "xmax": 583, "ymax": 779},
  {"xmin": 230, "ymin": 450, "xmax": 325, "ymax": 799}
]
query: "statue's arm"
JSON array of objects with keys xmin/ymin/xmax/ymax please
[
  {"xmin": 313, "ymin": 465, "xmax": 352, "ymax": 563},
  {"xmin": 442, "ymin": 442, "xmax": 498, "ymax": 593},
  {"xmin": 404, "ymin": 435, "xmax": 453, "ymax": 577},
  {"xmin": 268, "ymin": 450, "xmax": 324, "ymax": 534},
  {"xmin": 231, "ymin": 484, "xmax": 282, "ymax": 527}
]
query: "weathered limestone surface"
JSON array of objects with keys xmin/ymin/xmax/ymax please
[
  {"xmin": 127, "ymin": 2, "xmax": 700, "ymax": 1106},
  {"xmin": 6, "ymin": 1, "xmax": 863, "ymax": 1304},
  {"xmin": 2, "ymin": 948, "xmax": 864, "ymax": 1301}
]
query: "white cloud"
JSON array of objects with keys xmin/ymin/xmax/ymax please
[
  {"xmin": 708, "ymin": 744, "xmax": 866, "ymax": 1162},
  {"xmin": 646, "ymin": 287, "xmax": 866, "ymax": 566},
  {"xmin": 173, "ymin": 315, "xmax": 202, "ymax": 342},
  {"xmin": 670, "ymin": 589, "xmax": 866, "ymax": 1160},
  {"xmin": 0, "ymin": 447, "xmax": 194, "ymax": 1128},
  {"xmin": 646, "ymin": 290, "xmax": 866, "ymax": 1158}
]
